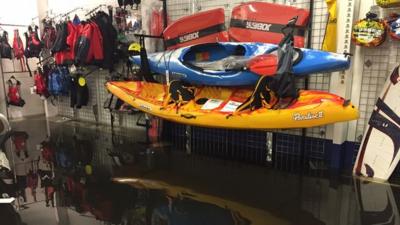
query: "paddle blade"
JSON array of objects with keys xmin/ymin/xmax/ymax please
[{"xmin": 248, "ymin": 54, "xmax": 278, "ymax": 76}]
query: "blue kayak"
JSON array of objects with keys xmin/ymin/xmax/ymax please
[{"xmin": 131, "ymin": 42, "xmax": 350, "ymax": 86}]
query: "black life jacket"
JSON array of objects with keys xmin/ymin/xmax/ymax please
[
  {"xmin": 24, "ymin": 26, "xmax": 43, "ymax": 58},
  {"xmin": 0, "ymin": 31, "xmax": 12, "ymax": 59},
  {"xmin": 41, "ymin": 21, "xmax": 56, "ymax": 49}
]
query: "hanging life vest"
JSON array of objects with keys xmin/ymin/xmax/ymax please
[
  {"xmin": 34, "ymin": 68, "xmax": 49, "ymax": 98},
  {"xmin": 11, "ymin": 131, "xmax": 29, "ymax": 153},
  {"xmin": 13, "ymin": 29, "xmax": 24, "ymax": 59},
  {"xmin": 7, "ymin": 77, "xmax": 25, "ymax": 107},
  {"xmin": 24, "ymin": 26, "xmax": 43, "ymax": 58},
  {"xmin": 0, "ymin": 31, "xmax": 12, "ymax": 59},
  {"xmin": 41, "ymin": 141, "xmax": 55, "ymax": 163},
  {"xmin": 12, "ymin": 29, "xmax": 26, "ymax": 72},
  {"xmin": 48, "ymin": 66, "xmax": 70, "ymax": 96},
  {"xmin": 41, "ymin": 22, "xmax": 57, "ymax": 49}
]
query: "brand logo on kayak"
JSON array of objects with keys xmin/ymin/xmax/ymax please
[
  {"xmin": 139, "ymin": 104, "xmax": 151, "ymax": 111},
  {"xmin": 246, "ymin": 22, "xmax": 272, "ymax": 31},
  {"xmin": 293, "ymin": 111, "xmax": 324, "ymax": 121},
  {"xmin": 179, "ymin": 32, "xmax": 199, "ymax": 43}
]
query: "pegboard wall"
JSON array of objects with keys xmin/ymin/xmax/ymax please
[
  {"xmin": 57, "ymin": 69, "xmax": 144, "ymax": 129},
  {"xmin": 353, "ymin": 4, "xmax": 400, "ymax": 143},
  {"xmin": 53, "ymin": 1, "xmax": 394, "ymax": 149},
  {"xmin": 167, "ymin": 0, "xmax": 331, "ymax": 139}
]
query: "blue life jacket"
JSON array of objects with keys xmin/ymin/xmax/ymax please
[{"xmin": 48, "ymin": 66, "xmax": 70, "ymax": 96}]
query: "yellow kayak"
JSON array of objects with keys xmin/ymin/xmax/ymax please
[{"xmin": 106, "ymin": 81, "xmax": 359, "ymax": 129}]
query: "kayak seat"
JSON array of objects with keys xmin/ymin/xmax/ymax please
[
  {"xmin": 185, "ymin": 48, "xmax": 302, "ymax": 73},
  {"xmin": 188, "ymin": 56, "xmax": 250, "ymax": 71},
  {"xmin": 235, "ymin": 75, "xmax": 278, "ymax": 113},
  {"xmin": 163, "ymin": 80, "xmax": 195, "ymax": 111}
]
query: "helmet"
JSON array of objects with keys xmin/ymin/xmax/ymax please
[{"xmin": 128, "ymin": 42, "xmax": 141, "ymax": 52}]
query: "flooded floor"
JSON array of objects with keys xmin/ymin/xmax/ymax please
[{"xmin": 0, "ymin": 117, "xmax": 399, "ymax": 225}]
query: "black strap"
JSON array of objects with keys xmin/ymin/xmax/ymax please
[
  {"xmin": 164, "ymin": 23, "xmax": 226, "ymax": 48},
  {"xmin": 390, "ymin": 66, "xmax": 399, "ymax": 85},
  {"xmin": 230, "ymin": 19, "xmax": 306, "ymax": 37},
  {"xmin": 169, "ymin": 80, "xmax": 194, "ymax": 103},
  {"xmin": 376, "ymin": 98, "xmax": 400, "ymax": 126},
  {"xmin": 236, "ymin": 75, "xmax": 275, "ymax": 112}
]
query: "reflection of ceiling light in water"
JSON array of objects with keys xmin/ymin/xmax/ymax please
[{"xmin": 114, "ymin": 178, "xmax": 139, "ymax": 182}]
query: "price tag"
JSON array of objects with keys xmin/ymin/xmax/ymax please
[
  {"xmin": 201, "ymin": 99, "xmax": 223, "ymax": 110},
  {"xmin": 220, "ymin": 100, "xmax": 242, "ymax": 112}
]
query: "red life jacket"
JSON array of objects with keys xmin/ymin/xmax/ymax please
[
  {"xmin": 55, "ymin": 22, "xmax": 76, "ymax": 65},
  {"xmin": 74, "ymin": 22, "xmax": 104, "ymax": 65},
  {"xmin": 34, "ymin": 68, "xmax": 49, "ymax": 97},
  {"xmin": 41, "ymin": 141, "xmax": 54, "ymax": 162},
  {"xmin": 12, "ymin": 30, "xmax": 24, "ymax": 59},
  {"xmin": 7, "ymin": 78, "xmax": 25, "ymax": 107},
  {"xmin": 12, "ymin": 131, "xmax": 28, "ymax": 152}
]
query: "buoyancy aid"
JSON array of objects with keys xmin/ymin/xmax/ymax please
[
  {"xmin": 13, "ymin": 30, "xmax": 24, "ymax": 59},
  {"xmin": 34, "ymin": 68, "xmax": 49, "ymax": 98},
  {"xmin": 0, "ymin": 31, "xmax": 12, "ymax": 59},
  {"xmin": 24, "ymin": 26, "xmax": 43, "ymax": 58},
  {"xmin": 70, "ymin": 74, "xmax": 89, "ymax": 108},
  {"xmin": 42, "ymin": 21, "xmax": 57, "ymax": 49},
  {"xmin": 48, "ymin": 66, "xmax": 70, "ymax": 96},
  {"xmin": 54, "ymin": 22, "xmax": 77, "ymax": 65},
  {"xmin": 7, "ymin": 77, "xmax": 25, "ymax": 107},
  {"xmin": 41, "ymin": 141, "xmax": 55, "ymax": 163}
]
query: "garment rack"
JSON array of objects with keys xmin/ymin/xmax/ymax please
[
  {"xmin": 0, "ymin": 23, "xmax": 29, "ymax": 28},
  {"xmin": 85, "ymin": 4, "xmax": 107, "ymax": 16}
]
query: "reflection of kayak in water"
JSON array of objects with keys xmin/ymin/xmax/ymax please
[{"xmin": 152, "ymin": 197, "xmax": 250, "ymax": 225}]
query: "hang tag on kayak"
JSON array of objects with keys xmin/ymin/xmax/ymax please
[
  {"xmin": 78, "ymin": 77, "xmax": 86, "ymax": 86},
  {"xmin": 201, "ymin": 99, "xmax": 223, "ymax": 110},
  {"xmin": 220, "ymin": 100, "xmax": 242, "ymax": 112}
]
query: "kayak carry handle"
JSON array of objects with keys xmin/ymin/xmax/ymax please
[{"xmin": 181, "ymin": 114, "xmax": 196, "ymax": 119}]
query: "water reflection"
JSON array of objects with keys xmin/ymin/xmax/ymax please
[{"xmin": 0, "ymin": 119, "xmax": 400, "ymax": 225}]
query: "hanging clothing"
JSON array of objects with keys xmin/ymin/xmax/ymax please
[
  {"xmin": 24, "ymin": 25, "xmax": 43, "ymax": 58},
  {"xmin": 52, "ymin": 22, "xmax": 69, "ymax": 53},
  {"xmin": 70, "ymin": 75, "xmax": 89, "ymax": 108},
  {"xmin": 0, "ymin": 31, "xmax": 12, "ymax": 59},
  {"xmin": 42, "ymin": 21, "xmax": 57, "ymax": 49},
  {"xmin": 74, "ymin": 22, "xmax": 104, "ymax": 65},
  {"xmin": 322, "ymin": 0, "xmax": 337, "ymax": 52},
  {"xmin": 150, "ymin": 9, "xmax": 164, "ymax": 36},
  {"xmin": 34, "ymin": 69, "xmax": 49, "ymax": 98},
  {"xmin": 93, "ymin": 11, "xmax": 118, "ymax": 71},
  {"xmin": 7, "ymin": 78, "xmax": 25, "ymax": 107},
  {"xmin": 12, "ymin": 29, "xmax": 26, "ymax": 71},
  {"xmin": 54, "ymin": 21, "xmax": 77, "ymax": 65},
  {"xmin": 13, "ymin": 29, "xmax": 24, "ymax": 59}
]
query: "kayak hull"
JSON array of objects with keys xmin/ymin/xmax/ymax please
[
  {"xmin": 106, "ymin": 81, "xmax": 359, "ymax": 129},
  {"xmin": 132, "ymin": 42, "xmax": 350, "ymax": 86}
]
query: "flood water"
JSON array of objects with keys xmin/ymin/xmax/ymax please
[{"xmin": 0, "ymin": 117, "xmax": 399, "ymax": 225}]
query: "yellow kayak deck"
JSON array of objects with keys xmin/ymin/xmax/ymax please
[{"xmin": 106, "ymin": 81, "xmax": 359, "ymax": 129}]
